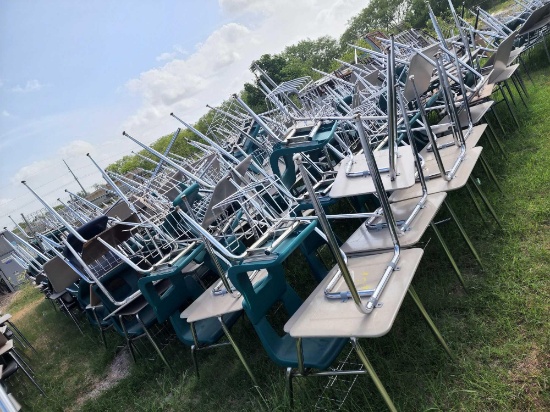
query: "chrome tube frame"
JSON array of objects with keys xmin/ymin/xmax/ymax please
[
  {"xmin": 231, "ymin": 94, "xmax": 281, "ymax": 141},
  {"xmin": 122, "ymin": 131, "xmax": 215, "ymax": 189},
  {"xmin": 21, "ymin": 181, "xmax": 87, "ymax": 243}
]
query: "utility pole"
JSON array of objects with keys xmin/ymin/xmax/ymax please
[{"xmin": 63, "ymin": 159, "xmax": 87, "ymax": 196}]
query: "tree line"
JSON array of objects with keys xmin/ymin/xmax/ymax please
[{"xmin": 107, "ymin": 0, "xmax": 505, "ymax": 175}]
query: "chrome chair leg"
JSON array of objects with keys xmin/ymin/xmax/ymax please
[
  {"xmin": 430, "ymin": 222, "xmax": 467, "ymax": 291},
  {"xmin": 136, "ymin": 314, "xmax": 173, "ymax": 373},
  {"xmin": 10, "ymin": 352, "xmax": 45, "ymax": 395},
  {"xmin": 350, "ymin": 338, "xmax": 397, "ymax": 412},
  {"xmin": 217, "ymin": 316, "xmax": 258, "ymax": 388},
  {"xmin": 444, "ymin": 200, "xmax": 484, "ymax": 270},
  {"xmin": 468, "ymin": 177, "xmax": 504, "ymax": 228},
  {"xmin": 407, "ymin": 286, "xmax": 456, "ymax": 361},
  {"xmin": 465, "ymin": 180, "xmax": 489, "ymax": 224},
  {"xmin": 285, "ymin": 367, "xmax": 294, "ymax": 409},
  {"xmin": 91, "ymin": 308, "xmax": 107, "ymax": 349},
  {"xmin": 6, "ymin": 321, "xmax": 37, "ymax": 354},
  {"xmin": 499, "ymin": 84, "xmax": 521, "ymax": 127},
  {"xmin": 59, "ymin": 299, "xmax": 83, "ymax": 335},
  {"xmin": 479, "ymin": 153, "xmax": 504, "ymax": 194}
]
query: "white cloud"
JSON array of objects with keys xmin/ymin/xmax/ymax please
[
  {"xmin": 123, "ymin": 22, "xmax": 255, "ymax": 137},
  {"xmin": 58, "ymin": 140, "xmax": 95, "ymax": 157},
  {"xmin": 12, "ymin": 79, "xmax": 45, "ymax": 93},
  {"xmin": 122, "ymin": 1, "xmax": 366, "ymax": 141},
  {"xmin": 218, "ymin": 0, "xmax": 273, "ymax": 15},
  {"xmin": 12, "ymin": 160, "xmax": 53, "ymax": 183},
  {"xmin": 2, "ymin": 110, "xmax": 11, "ymax": 117},
  {"xmin": 156, "ymin": 45, "xmax": 188, "ymax": 62}
]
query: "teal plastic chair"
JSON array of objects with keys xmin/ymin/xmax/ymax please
[
  {"xmin": 92, "ymin": 264, "xmax": 170, "ymax": 368},
  {"xmin": 269, "ymin": 121, "xmax": 337, "ymax": 191},
  {"xmin": 227, "ymin": 220, "xmax": 347, "ymax": 391},
  {"xmin": 138, "ymin": 243, "xmax": 242, "ymax": 376}
]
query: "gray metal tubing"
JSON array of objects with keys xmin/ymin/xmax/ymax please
[
  {"xmin": 410, "ymin": 76, "xmax": 451, "ymax": 181},
  {"xmin": 8, "ymin": 216, "xmax": 29, "ymax": 238},
  {"xmin": 231, "ymin": 94, "xmax": 281, "ymax": 141},
  {"xmin": 86, "ymin": 153, "xmax": 141, "ymax": 218},
  {"xmin": 294, "ymin": 154, "xmax": 369, "ymax": 314},
  {"xmin": 396, "ymin": 89, "xmax": 428, "ymax": 233},
  {"xmin": 206, "ymin": 104, "xmax": 244, "ymax": 122},
  {"xmin": 435, "ymin": 56, "xmax": 468, "ymax": 178},
  {"xmin": 354, "ymin": 117, "xmax": 401, "ymax": 312},
  {"xmin": 170, "ymin": 113, "xmax": 242, "ymax": 165},
  {"xmin": 56, "ymin": 198, "xmax": 88, "ymax": 225},
  {"xmin": 348, "ymin": 43, "xmax": 408, "ymax": 64},
  {"xmin": 21, "ymin": 181, "xmax": 87, "ymax": 243},
  {"xmin": 62, "ymin": 238, "xmax": 142, "ymax": 307},
  {"xmin": 5, "ymin": 231, "xmax": 49, "ymax": 261},
  {"xmin": 387, "ymin": 35, "xmax": 398, "ymax": 182},
  {"xmin": 122, "ymin": 131, "xmax": 214, "ymax": 189},
  {"xmin": 148, "ymin": 128, "xmax": 181, "ymax": 186},
  {"xmin": 180, "ymin": 196, "xmax": 237, "ymax": 297}
]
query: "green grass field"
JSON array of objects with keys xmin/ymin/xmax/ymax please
[{"xmin": 2, "ymin": 47, "xmax": 549, "ymax": 412}]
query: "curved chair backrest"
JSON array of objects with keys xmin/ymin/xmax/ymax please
[
  {"xmin": 269, "ymin": 121, "xmax": 337, "ymax": 190},
  {"xmin": 63, "ymin": 215, "xmax": 110, "ymax": 267},
  {"xmin": 227, "ymin": 221, "xmax": 316, "ymax": 366},
  {"xmin": 403, "ymin": 44, "xmax": 439, "ymax": 101},
  {"xmin": 488, "ymin": 30, "xmax": 519, "ymax": 84},
  {"xmin": 138, "ymin": 244, "xmax": 205, "ymax": 323},
  {"xmin": 518, "ymin": 4, "xmax": 550, "ymax": 35},
  {"xmin": 104, "ymin": 201, "xmax": 134, "ymax": 221},
  {"xmin": 42, "ymin": 256, "xmax": 80, "ymax": 294}
]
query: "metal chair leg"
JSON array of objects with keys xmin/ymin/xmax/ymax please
[
  {"xmin": 217, "ymin": 316, "xmax": 258, "ymax": 388},
  {"xmin": 484, "ymin": 121, "xmax": 507, "ymax": 159},
  {"xmin": 407, "ymin": 286, "xmax": 456, "ymax": 361},
  {"xmin": 469, "ymin": 177, "xmax": 504, "ymax": 229},
  {"xmin": 6, "ymin": 321, "xmax": 37, "ymax": 354},
  {"xmin": 499, "ymin": 84, "xmax": 521, "ymax": 127},
  {"xmin": 518, "ymin": 56, "xmax": 535, "ymax": 86},
  {"xmin": 10, "ymin": 352, "xmax": 45, "ymax": 395},
  {"xmin": 13, "ymin": 348, "xmax": 35, "ymax": 375},
  {"xmin": 488, "ymin": 107, "xmax": 506, "ymax": 134},
  {"xmin": 59, "ymin": 299, "xmax": 84, "ymax": 335},
  {"xmin": 465, "ymin": 181, "xmax": 489, "ymax": 224},
  {"xmin": 513, "ymin": 71, "xmax": 529, "ymax": 99},
  {"xmin": 285, "ymin": 367, "xmax": 294, "ymax": 409},
  {"xmin": 479, "ymin": 153, "xmax": 504, "ymax": 194},
  {"xmin": 136, "ymin": 314, "xmax": 173, "ymax": 373},
  {"xmin": 351, "ymin": 337, "xmax": 397, "ymax": 412},
  {"xmin": 91, "ymin": 308, "xmax": 107, "ymax": 349},
  {"xmin": 510, "ymin": 76, "xmax": 528, "ymax": 108},
  {"xmin": 444, "ymin": 200, "xmax": 484, "ymax": 270},
  {"xmin": 503, "ymin": 79, "xmax": 519, "ymax": 108},
  {"xmin": 430, "ymin": 222, "xmax": 467, "ymax": 291},
  {"xmin": 119, "ymin": 316, "xmax": 137, "ymax": 363}
]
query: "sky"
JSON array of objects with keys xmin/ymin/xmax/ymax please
[{"xmin": 0, "ymin": 0, "xmax": 366, "ymax": 231}]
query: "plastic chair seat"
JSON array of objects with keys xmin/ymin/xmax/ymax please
[
  {"xmin": 122, "ymin": 304, "xmax": 159, "ymax": 337},
  {"xmin": 268, "ymin": 332, "xmax": 347, "ymax": 369},
  {"xmin": 171, "ymin": 311, "xmax": 241, "ymax": 346},
  {"xmin": 0, "ymin": 355, "xmax": 18, "ymax": 380}
]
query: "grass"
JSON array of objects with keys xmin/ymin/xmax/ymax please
[{"xmin": 3, "ymin": 47, "xmax": 550, "ymax": 412}]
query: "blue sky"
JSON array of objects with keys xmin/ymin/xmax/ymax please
[{"xmin": 0, "ymin": 0, "xmax": 365, "ymax": 230}]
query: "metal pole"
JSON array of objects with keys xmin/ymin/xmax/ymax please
[
  {"xmin": 63, "ymin": 159, "xmax": 87, "ymax": 196},
  {"xmin": 21, "ymin": 181, "xmax": 86, "ymax": 242}
]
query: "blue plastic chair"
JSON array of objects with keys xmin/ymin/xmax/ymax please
[
  {"xmin": 227, "ymin": 220, "xmax": 347, "ymax": 398},
  {"xmin": 138, "ymin": 243, "xmax": 242, "ymax": 377}
]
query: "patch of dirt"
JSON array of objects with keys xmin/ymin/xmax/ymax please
[
  {"xmin": 508, "ymin": 345, "xmax": 549, "ymax": 410},
  {"xmin": 10, "ymin": 298, "xmax": 42, "ymax": 322},
  {"xmin": 0, "ymin": 290, "xmax": 20, "ymax": 313},
  {"xmin": 70, "ymin": 349, "xmax": 132, "ymax": 411}
]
